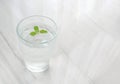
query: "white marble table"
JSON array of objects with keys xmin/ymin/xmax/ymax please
[{"xmin": 0, "ymin": 0, "xmax": 120, "ymax": 84}]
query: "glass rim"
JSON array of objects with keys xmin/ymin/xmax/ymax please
[{"xmin": 16, "ymin": 15, "xmax": 57, "ymax": 45}]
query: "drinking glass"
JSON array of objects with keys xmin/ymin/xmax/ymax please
[{"xmin": 16, "ymin": 15, "xmax": 57, "ymax": 72}]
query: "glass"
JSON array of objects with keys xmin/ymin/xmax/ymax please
[{"xmin": 16, "ymin": 15, "xmax": 57, "ymax": 72}]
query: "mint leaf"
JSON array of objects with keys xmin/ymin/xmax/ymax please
[
  {"xmin": 40, "ymin": 29, "xmax": 48, "ymax": 34},
  {"xmin": 30, "ymin": 32, "xmax": 36, "ymax": 36},
  {"xmin": 34, "ymin": 26, "xmax": 39, "ymax": 33}
]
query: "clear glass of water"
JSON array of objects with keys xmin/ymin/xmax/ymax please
[{"xmin": 16, "ymin": 15, "xmax": 57, "ymax": 72}]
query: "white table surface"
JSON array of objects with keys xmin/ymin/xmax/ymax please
[{"xmin": 0, "ymin": 0, "xmax": 120, "ymax": 84}]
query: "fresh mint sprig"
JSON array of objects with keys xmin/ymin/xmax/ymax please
[{"xmin": 30, "ymin": 26, "xmax": 48, "ymax": 36}]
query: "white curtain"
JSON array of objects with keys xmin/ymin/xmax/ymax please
[{"xmin": 0, "ymin": 0, "xmax": 120, "ymax": 84}]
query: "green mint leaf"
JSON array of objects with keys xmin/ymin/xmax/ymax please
[
  {"xmin": 34, "ymin": 26, "xmax": 39, "ymax": 33},
  {"xmin": 40, "ymin": 29, "xmax": 48, "ymax": 34},
  {"xmin": 30, "ymin": 32, "xmax": 36, "ymax": 36}
]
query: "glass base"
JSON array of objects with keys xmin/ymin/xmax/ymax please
[{"xmin": 26, "ymin": 63, "xmax": 49, "ymax": 72}]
